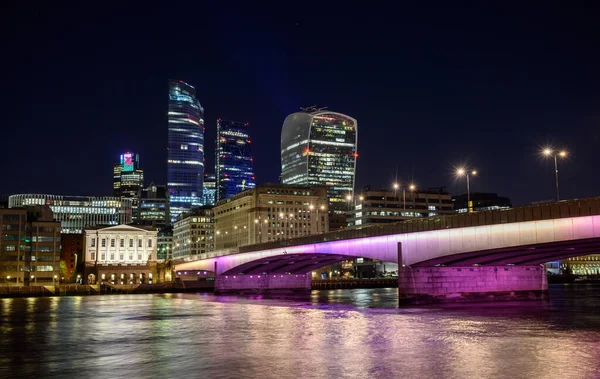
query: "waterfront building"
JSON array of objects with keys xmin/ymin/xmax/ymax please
[
  {"xmin": 9, "ymin": 194, "xmax": 132, "ymax": 234},
  {"xmin": 137, "ymin": 183, "xmax": 170, "ymax": 230},
  {"xmin": 214, "ymin": 183, "xmax": 328, "ymax": 250},
  {"xmin": 559, "ymin": 255, "xmax": 600, "ymax": 275},
  {"xmin": 216, "ymin": 119, "xmax": 255, "ymax": 202},
  {"xmin": 167, "ymin": 80, "xmax": 205, "ymax": 223},
  {"xmin": 83, "ymin": 224, "xmax": 158, "ymax": 284},
  {"xmin": 453, "ymin": 192, "xmax": 511, "ymax": 213},
  {"xmin": 202, "ymin": 173, "xmax": 217, "ymax": 206},
  {"xmin": 0, "ymin": 206, "xmax": 61, "ymax": 286},
  {"xmin": 281, "ymin": 108, "xmax": 358, "ymax": 216},
  {"xmin": 348, "ymin": 188, "xmax": 454, "ymax": 227},
  {"xmin": 172, "ymin": 207, "xmax": 215, "ymax": 259},
  {"xmin": 60, "ymin": 233, "xmax": 84, "ymax": 279},
  {"xmin": 157, "ymin": 226, "xmax": 173, "ymax": 262}
]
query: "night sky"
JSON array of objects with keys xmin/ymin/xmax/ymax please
[{"xmin": 2, "ymin": 2, "xmax": 599, "ymax": 206}]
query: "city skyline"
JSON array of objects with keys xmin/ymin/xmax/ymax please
[{"xmin": 2, "ymin": 3, "xmax": 599, "ymax": 206}]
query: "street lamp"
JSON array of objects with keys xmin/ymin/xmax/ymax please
[
  {"xmin": 456, "ymin": 168, "xmax": 477, "ymax": 212},
  {"xmin": 542, "ymin": 148, "xmax": 567, "ymax": 201}
]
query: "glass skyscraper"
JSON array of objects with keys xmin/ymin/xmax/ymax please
[
  {"xmin": 215, "ymin": 119, "xmax": 255, "ymax": 202},
  {"xmin": 113, "ymin": 152, "xmax": 144, "ymax": 220},
  {"xmin": 281, "ymin": 108, "xmax": 358, "ymax": 213},
  {"xmin": 167, "ymin": 80, "xmax": 205, "ymax": 223}
]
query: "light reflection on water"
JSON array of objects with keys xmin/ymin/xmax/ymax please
[{"xmin": 1, "ymin": 285, "xmax": 600, "ymax": 378}]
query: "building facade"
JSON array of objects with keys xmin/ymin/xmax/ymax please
[
  {"xmin": 214, "ymin": 184, "xmax": 328, "ymax": 250},
  {"xmin": 202, "ymin": 173, "xmax": 217, "ymax": 206},
  {"xmin": 349, "ymin": 189, "xmax": 455, "ymax": 227},
  {"xmin": 137, "ymin": 183, "xmax": 170, "ymax": 230},
  {"xmin": 0, "ymin": 206, "xmax": 61, "ymax": 286},
  {"xmin": 113, "ymin": 152, "xmax": 144, "ymax": 220},
  {"xmin": 281, "ymin": 108, "xmax": 358, "ymax": 214},
  {"xmin": 83, "ymin": 224, "xmax": 158, "ymax": 284},
  {"xmin": 167, "ymin": 80, "xmax": 205, "ymax": 223},
  {"xmin": 453, "ymin": 192, "xmax": 512, "ymax": 213},
  {"xmin": 157, "ymin": 227, "xmax": 173, "ymax": 262},
  {"xmin": 9, "ymin": 194, "xmax": 133, "ymax": 234},
  {"xmin": 216, "ymin": 119, "xmax": 255, "ymax": 202},
  {"xmin": 172, "ymin": 207, "xmax": 215, "ymax": 259}
]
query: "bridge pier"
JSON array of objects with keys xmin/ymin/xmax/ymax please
[
  {"xmin": 215, "ymin": 273, "xmax": 312, "ymax": 295},
  {"xmin": 398, "ymin": 265, "xmax": 548, "ymax": 304}
]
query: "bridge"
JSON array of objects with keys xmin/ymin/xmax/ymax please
[{"xmin": 174, "ymin": 197, "xmax": 600, "ymax": 303}]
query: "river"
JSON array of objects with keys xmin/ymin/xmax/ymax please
[{"xmin": 1, "ymin": 284, "xmax": 600, "ymax": 378}]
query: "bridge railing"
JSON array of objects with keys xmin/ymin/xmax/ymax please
[{"xmin": 238, "ymin": 197, "xmax": 600, "ymax": 254}]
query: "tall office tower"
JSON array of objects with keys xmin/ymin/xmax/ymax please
[
  {"xmin": 202, "ymin": 173, "xmax": 217, "ymax": 206},
  {"xmin": 215, "ymin": 119, "xmax": 255, "ymax": 202},
  {"xmin": 167, "ymin": 80, "xmax": 205, "ymax": 223},
  {"xmin": 113, "ymin": 152, "xmax": 144, "ymax": 219},
  {"xmin": 281, "ymin": 107, "xmax": 358, "ymax": 214},
  {"xmin": 137, "ymin": 183, "xmax": 170, "ymax": 230}
]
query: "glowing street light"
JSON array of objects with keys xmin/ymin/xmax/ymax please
[
  {"xmin": 542, "ymin": 147, "xmax": 567, "ymax": 201},
  {"xmin": 456, "ymin": 167, "xmax": 477, "ymax": 212}
]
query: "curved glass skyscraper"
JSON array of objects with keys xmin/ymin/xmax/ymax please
[
  {"xmin": 281, "ymin": 109, "xmax": 358, "ymax": 212},
  {"xmin": 216, "ymin": 119, "xmax": 255, "ymax": 202},
  {"xmin": 167, "ymin": 80, "xmax": 205, "ymax": 223}
]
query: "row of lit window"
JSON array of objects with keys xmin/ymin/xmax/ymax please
[{"xmin": 91, "ymin": 238, "xmax": 153, "ymax": 248}]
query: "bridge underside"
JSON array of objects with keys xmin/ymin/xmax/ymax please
[
  {"xmin": 412, "ymin": 237, "xmax": 600, "ymax": 267},
  {"xmin": 221, "ymin": 253, "xmax": 355, "ymax": 276}
]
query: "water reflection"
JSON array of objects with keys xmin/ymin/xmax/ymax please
[{"xmin": 0, "ymin": 285, "xmax": 599, "ymax": 378}]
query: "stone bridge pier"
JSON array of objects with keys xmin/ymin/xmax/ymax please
[
  {"xmin": 397, "ymin": 265, "xmax": 548, "ymax": 304},
  {"xmin": 215, "ymin": 273, "xmax": 311, "ymax": 294}
]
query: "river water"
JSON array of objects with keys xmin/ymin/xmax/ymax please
[{"xmin": 1, "ymin": 284, "xmax": 600, "ymax": 379}]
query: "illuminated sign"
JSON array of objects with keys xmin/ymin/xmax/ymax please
[{"xmin": 121, "ymin": 153, "xmax": 134, "ymax": 172}]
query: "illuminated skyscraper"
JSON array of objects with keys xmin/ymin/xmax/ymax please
[
  {"xmin": 167, "ymin": 80, "xmax": 205, "ymax": 223},
  {"xmin": 215, "ymin": 120, "xmax": 255, "ymax": 202},
  {"xmin": 281, "ymin": 108, "xmax": 358, "ymax": 214},
  {"xmin": 113, "ymin": 152, "xmax": 144, "ymax": 220},
  {"xmin": 202, "ymin": 173, "xmax": 217, "ymax": 206}
]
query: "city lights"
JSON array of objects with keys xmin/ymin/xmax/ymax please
[{"xmin": 541, "ymin": 147, "xmax": 568, "ymax": 201}]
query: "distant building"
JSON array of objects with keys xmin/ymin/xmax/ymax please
[
  {"xmin": 453, "ymin": 192, "xmax": 511, "ymax": 213},
  {"xmin": 349, "ymin": 188, "xmax": 454, "ymax": 227},
  {"xmin": 560, "ymin": 255, "xmax": 600, "ymax": 275},
  {"xmin": 281, "ymin": 108, "xmax": 358, "ymax": 216},
  {"xmin": 157, "ymin": 226, "xmax": 173, "ymax": 262},
  {"xmin": 137, "ymin": 183, "xmax": 170, "ymax": 230},
  {"xmin": 0, "ymin": 194, "xmax": 8, "ymax": 208},
  {"xmin": 9, "ymin": 194, "xmax": 133, "ymax": 234},
  {"xmin": 0, "ymin": 206, "xmax": 61, "ymax": 286},
  {"xmin": 113, "ymin": 152, "xmax": 144, "ymax": 220},
  {"xmin": 215, "ymin": 119, "xmax": 255, "ymax": 202},
  {"xmin": 168, "ymin": 80, "xmax": 205, "ymax": 223},
  {"xmin": 202, "ymin": 173, "xmax": 217, "ymax": 206},
  {"xmin": 214, "ymin": 183, "xmax": 328, "ymax": 250},
  {"xmin": 172, "ymin": 207, "xmax": 215, "ymax": 259},
  {"xmin": 83, "ymin": 224, "xmax": 158, "ymax": 285}
]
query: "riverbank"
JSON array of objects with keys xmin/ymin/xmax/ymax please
[{"xmin": 0, "ymin": 278, "xmax": 403, "ymax": 298}]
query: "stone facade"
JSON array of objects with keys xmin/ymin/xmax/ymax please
[
  {"xmin": 83, "ymin": 224, "xmax": 158, "ymax": 284},
  {"xmin": 215, "ymin": 273, "xmax": 311, "ymax": 294},
  {"xmin": 398, "ymin": 265, "xmax": 548, "ymax": 304}
]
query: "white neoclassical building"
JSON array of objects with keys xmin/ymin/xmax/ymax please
[{"xmin": 84, "ymin": 224, "xmax": 158, "ymax": 284}]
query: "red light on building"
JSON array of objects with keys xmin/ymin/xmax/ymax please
[{"xmin": 353, "ymin": 153, "xmax": 359, "ymax": 157}]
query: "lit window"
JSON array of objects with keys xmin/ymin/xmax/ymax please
[
  {"xmin": 91, "ymin": 252, "xmax": 96, "ymax": 260},
  {"xmin": 110, "ymin": 239, "xmax": 115, "ymax": 248},
  {"xmin": 101, "ymin": 239, "xmax": 106, "ymax": 247}
]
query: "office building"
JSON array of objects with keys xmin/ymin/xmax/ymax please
[
  {"xmin": 157, "ymin": 227, "xmax": 173, "ymax": 262},
  {"xmin": 9, "ymin": 194, "xmax": 133, "ymax": 234},
  {"xmin": 349, "ymin": 188, "xmax": 455, "ymax": 227},
  {"xmin": 202, "ymin": 173, "xmax": 217, "ymax": 206},
  {"xmin": 453, "ymin": 192, "xmax": 511, "ymax": 213},
  {"xmin": 216, "ymin": 119, "xmax": 255, "ymax": 202},
  {"xmin": 214, "ymin": 183, "xmax": 328, "ymax": 250},
  {"xmin": 83, "ymin": 224, "xmax": 158, "ymax": 284},
  {"xmin": 137, "ymin": 183, "xmax": 170, "ymax": 230},
  {"xmin": 60, "ymin": 233, "xmax": 84, "ymax": 279},
  {"xmin": 167, "ymin": 80, "xmax": 205, "ymax": 223},
  {"xmin": 560, "ymin": 255, "xmax": 600, "ymax": 275},
  {"xmin": 172, "ymin": 207, "xmax": 215, "ymax": 259},
  {"xmin": 113, "ymin": 152, "xmax": 144, "ymax": 220},
  {"xmin": 0, "ymin": 206, "xmax": 61, "ymax": 286},
  {"xmin": 281, "ymin": 107, "xmax": 358, "ymax": 215}
]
